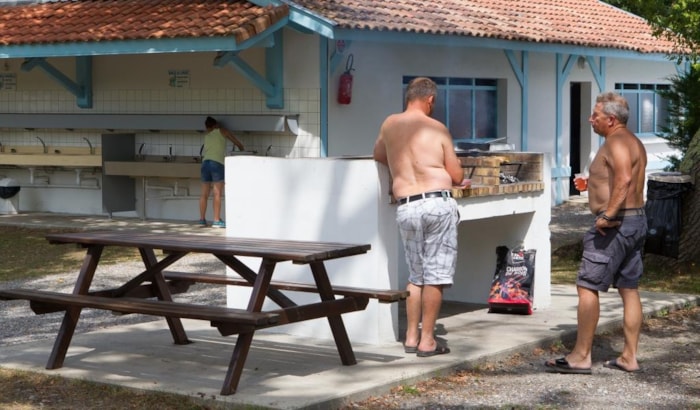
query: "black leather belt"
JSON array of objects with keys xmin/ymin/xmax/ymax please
[
  {"xmin": 599, "ymin": 208, "xmax": 645, "ymax": 219},
  {"xmin": 397, "ymin": 190, "xmax": 452, "ymax": 205}
]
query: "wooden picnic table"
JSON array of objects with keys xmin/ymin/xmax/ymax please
[{"xmin": 0, "ymin": 230, "xmax": 407, "ymax": 395}]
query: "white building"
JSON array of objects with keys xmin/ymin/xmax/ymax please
[{"xmin": 0, "ymin": 0, "xmax": 684, "ymax": 219}]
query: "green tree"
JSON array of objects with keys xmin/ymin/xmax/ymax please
[
  {"xmin": 606, "ymin": 0, "xmax": 700, "ymax": 62},
  {"xmin": 657, "ymin": 64, "xmax": 700, "ymax": 170}
]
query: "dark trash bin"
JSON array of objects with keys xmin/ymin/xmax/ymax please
[
  {"xmin": 0, "ymin": 177, "xmax": 20, "ymax": 215},
  {"xmin": 0, "ymin": 177, "xmax": 20, "ymax": 199},
  {"xmin": 644, "ymin": 172, "xmax": 693, "ymax": 258}
]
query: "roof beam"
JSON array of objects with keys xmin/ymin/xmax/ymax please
[
  {"xmin": 21, "ymin": 56, "xmax": 93, "ymax": 108},
  {"xmin": 214, "ymin": 30, "xmax": 285, "ymax": 109}
]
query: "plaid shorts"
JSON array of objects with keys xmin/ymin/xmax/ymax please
[{"xmin": 397, "ymin": 196, "xmax": 459, "ymax": 286}]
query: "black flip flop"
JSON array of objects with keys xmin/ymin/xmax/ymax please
[
  {"xmin": 416, "ymin": 343, "xmax": 450, "ymax": 357},
  {"xmin": 603, "ymin": 358, "xmax": 642, "ymax": 373},
  {"xmin": 545, "ymin": 357, "xmax": 592, "ymax": 374}
]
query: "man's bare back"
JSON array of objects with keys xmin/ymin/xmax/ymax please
[{"xmin": 374, "ymin": 108, "xmax": 463, "ymax": 198}]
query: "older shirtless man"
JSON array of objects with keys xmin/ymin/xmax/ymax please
[
  {"xmin": 547, "ymin": 92, "xmax": 647, "ymax": 374},
  {"xmin": 373, "ymin": 77, "xmax": 465, "ymax": 357}
]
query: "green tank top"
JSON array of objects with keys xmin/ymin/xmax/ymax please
[{"xmin": 203, "ymin": 129, "xmax": 226, "ymax": 165}]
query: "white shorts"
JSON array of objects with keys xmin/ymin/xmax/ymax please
[{"xmin": 396, "ymin": 196, "xmax": 459, "ymax": 286}]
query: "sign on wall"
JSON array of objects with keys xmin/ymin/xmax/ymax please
[
  {"xmin": 168, "ymin": 69, "xmax": 190, "ymax": 88},
  {"xmin": 0, "ymin": 73, "xmax": 16, "ymax": 90}
]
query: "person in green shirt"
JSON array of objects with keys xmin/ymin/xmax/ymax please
[{"xmin": 199, "ymin": 116, "xmax": 245, "ymax": 228}]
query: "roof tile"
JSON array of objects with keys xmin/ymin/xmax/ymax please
[
  {"xmin": 0, "ymin": 0, "xmax": 289, "ymax": 46},
  {"xmin": 293, "ymin": 0, "xmax": 680, "ymax": 54}
]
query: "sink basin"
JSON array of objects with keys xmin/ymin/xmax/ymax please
[
  {"xmin": 103, "ymin": 161, "xmax": 200, "ymax": 178},
  {"xmin": 0, "ymin": 145, "xmax": 102, "ymax": 167}
]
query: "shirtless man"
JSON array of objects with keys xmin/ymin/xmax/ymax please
[
  {"xmin": 373, "ymin": 77, "xmax": 465, "ymax": 357},
  {"xmin": 547, "ymin": 91, "xmax": 648, "ymax": 374}
]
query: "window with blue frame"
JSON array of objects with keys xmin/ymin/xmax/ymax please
[
  {"xmin": 403, "ymin": 76, "xmax": 498, "ymax": 140},
  {"xmin": 614, "ymin": 83, "xmax": 670, "ymax": 137}
]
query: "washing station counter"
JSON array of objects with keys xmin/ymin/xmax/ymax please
[{"xmin": 0, "ymin": 145, "xmax": 101, "ymax": 167}]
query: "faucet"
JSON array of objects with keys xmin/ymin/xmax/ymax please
[
  {"xmin": 266, "ymin": 144, "xmax": 273, "ymax": 156},
  {"xmin": 83, "ymin": 137, "xmax": 94, "ymax": 155},
  {"xmin": 164, "ymin": 145, "xmax": 175, "ymax": 162},
  {"xmin": 136, "ymin": 143, "xmax": 145, "ymax": 160},
  {"xmin": 36, "ymin": 136, "xmax": 47, "ymax": 153}
]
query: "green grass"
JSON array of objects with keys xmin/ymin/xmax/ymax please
[{"xmin": 0, "ymin": 226, "xmax": 141, "ymax": 282}]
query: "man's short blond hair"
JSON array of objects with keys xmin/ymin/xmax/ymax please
[{"xmin": 405, "ymin": 77, "xmax": 437, "ymax": 107}]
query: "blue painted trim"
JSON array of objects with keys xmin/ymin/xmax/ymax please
[
  {"xmin": 554, "ymin": 54, "xmax": 577, "ymax": 204},
  {"xmin": 76, "ymin": 56, "xmax": 93, "ymax": 108},
  {"xmin": 586, "ymin": 56, "xmax": 606, "ymax": 92},
  {"xmin": 265, "ymin": 30, "xmax": 284, "ymax": 109},
  {"xmin": 551, "ymin": 166, "xmax": 572, "ymax": 178},
  {"xmin": 215, "ymin": 52, "xmax": 275, "ymax": 96},
  {"xmin": 288, "ymin": 7, "xmax": 336, "ymax": 39},
  {"xmin": 319, "ymin": 37, "xmax": 329, "ymax": 157},
  {"xmin": 213, "ymin": 31, "xmax": 285, "ymax": 108},
  {"xmin": 331, "ymin": 30, "xmax": 673, "ymax": 61},
  {"xmin": 1, "ymin": 37, "xmax": 263, "ymax": 59},
  {"xmin": 20, "ymin": 56, "xmax": 93, "ymax": 108},
  {"xmin": 504, "ymin": 50, "xmax": 529, "ymax": 151}
]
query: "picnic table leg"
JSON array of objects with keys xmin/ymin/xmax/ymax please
[
  {"xmin": 139, "ymin": 248, "xmax": 190, "ymax": 345},
  {"xmin": 47, "ymin": 245, "xmax": 103, "ymax": 369},
  {"xmin": 220, "ymin": 258, "xmax": 277, "ymax": 395},
  {"xmin": 310, "ymin": 261, "xmax": 357, "ymax": 366},
  {"xmin": 221, "ymin": 331, "xmax": 253, "ymax": 395}
]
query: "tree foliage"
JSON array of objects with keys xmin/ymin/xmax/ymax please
[
  {"xmin": 606, "ymin": 0, "xmax": 700, "ymax": 61},
  {"xmin": 657, "ymin": 65, "xmax": 700, "ymax": 170}
]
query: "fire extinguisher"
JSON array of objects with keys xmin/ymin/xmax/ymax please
[{"xmin": 337, "ymin": 54, "xmax": 354, "ymax": 105}]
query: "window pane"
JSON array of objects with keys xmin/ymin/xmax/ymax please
[
  {"xmin": 621, "ymin": 92, "xmax": 639, "ymax": 132},
  {"xmin": 448, "ymin": 89, "xmax": 472, "ymax": 139},
  {"xmin": 655, "ymin": 94, "xmax": 669, "ymax": 132},
  {"xmin": 475, "ymin": 90, "xmax": 497, "ymax": 138},
  {"xmin": 640, "ymin": 93, "xmax": 654, "ymax": 133},
  {"xmin": 432, "ymin": 88, "xmax": 447, "ymax": 125}
]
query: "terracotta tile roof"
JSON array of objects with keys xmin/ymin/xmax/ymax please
[
  {"xmin": 292, "ymin": 0, "xmax": 679, "ymax": 54},
  {"xmin": 0, "ymin": 0, "xmax": 289, "ymax": 46}
]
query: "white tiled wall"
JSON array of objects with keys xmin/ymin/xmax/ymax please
[{"xmin": 0, "ymin": 86, "xmax": 321, "ymax": 158}]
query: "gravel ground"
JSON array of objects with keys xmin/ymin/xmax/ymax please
[
  {"xmin": 2, "ymin": 203, "xmax": 698, "ymax": 410},
  {"xmin": 345, "ymin": 305, "xmax": 700, "ymax": 409},
  {"xmin": 0, "ymin": 254, "xmax": 226, "ymax": 346},
  {"xmin": 343, "ymin": 201, "xmax": 700, "ymax": 410}
]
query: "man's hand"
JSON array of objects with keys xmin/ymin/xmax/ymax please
[
  {"xmin": 455, "ymin": 178, "xmax": 471, "ymax": 189},
  {"xmin": 595, "ymin": 216, "xmax": 620, "ymax": 235}
]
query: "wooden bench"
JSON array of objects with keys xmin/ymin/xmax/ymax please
[
  {"xmin": 0, "ymin": 289, "xmax": 280, "ymax": 331},
  {"xmin": 162, "ymin": 271, "xmax": 409, "ymax": 303}
]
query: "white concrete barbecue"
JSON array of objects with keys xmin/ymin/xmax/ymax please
[{"xmin": 225, "ymin": 155, "xmax": 551, "ymax": 345}]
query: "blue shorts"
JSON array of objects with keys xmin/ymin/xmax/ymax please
[
  {"xmin": 577, "ymin": 213, "xmax": 647, "ymax": 291},
  {"xmin": 396, "ymin": 196, "xmax": 459, "ymax": 286},
  {"xmin": 201, "ymin": 160, "xmax": 224, "ymax": 183}
]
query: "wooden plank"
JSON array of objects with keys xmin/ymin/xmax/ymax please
[
  {"xmin": 45, "ymin": 231, "xmax": 371, "ymax": 264},
  {"xmin": 0, "ymin": 288, "xmax": 278, "ymax": 326},
  {"xmin": 162, "ymin": 271, "xmax": 408, "ymax": 303}
]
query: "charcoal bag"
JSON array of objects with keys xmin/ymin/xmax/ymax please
[{"xmin": 488, "ymin": 246, "xmax": 536, "ymax": 315}]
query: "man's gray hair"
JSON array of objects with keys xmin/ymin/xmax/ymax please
[{"xmin": 596, "ymin": 92, "xmax": 630, "ymax": 125}]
